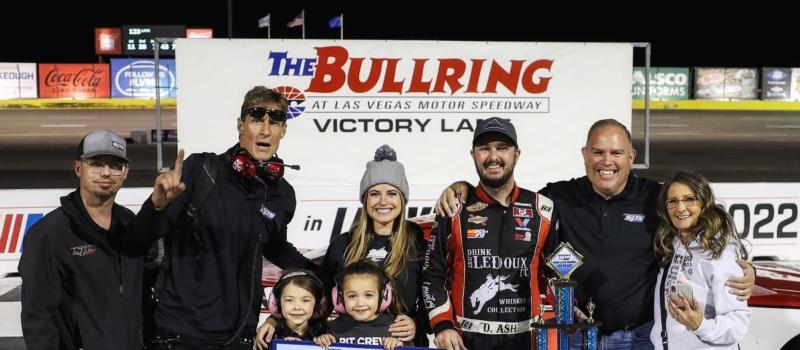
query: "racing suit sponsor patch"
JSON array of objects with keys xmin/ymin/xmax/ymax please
[
  {"xmin": 512, "ymin": 207, "xmax": 533, "ymax": 218},
  {"xmin": 468, "ymin": 273, "xmax": 520, "ymax": 314},
  {"xmin": 467, "ymin": 229, "xmax": 487, "ymax": 239},
  {"xmin": 468, "ymin": 214, "xmax": 488, "ymax": 225},
  {"xmin": 514, "ymin": 217, "xmax": 531, "ymax": 230},
  {"xmin": 466, "ymin": 202, "xmax": 488, "ymax": 212},
  {"xmin": 457, "ymin": 316, "xmax": 534, "ymax": 335}
]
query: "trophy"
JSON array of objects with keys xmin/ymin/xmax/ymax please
[
  {"xmin": 586, "ymin": 298, "xmax": 598, "ymax": 347},
  {"xmin": 532, "ymin": 242, "xmax": 599, "ymax": 350}
]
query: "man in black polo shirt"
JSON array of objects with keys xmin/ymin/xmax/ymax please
[{"xmin": 436, "ymin": 119, "xmax": 754, "ymax": 349}]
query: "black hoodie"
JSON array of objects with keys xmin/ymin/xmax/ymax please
[
  {"xmin": 19, "ymin": 190, "xmax": 143, "ymax": 350},
  {"xmin": 133, "ymin": 145, "xmax": 316, "ymax": 343}
]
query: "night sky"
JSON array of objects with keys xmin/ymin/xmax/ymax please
[{"xmin": 2, "ymin": 2, "xmax": 794, "ymax": 68}]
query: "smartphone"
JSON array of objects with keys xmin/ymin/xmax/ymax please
[{"xmin": 669, "ymin": 283, "xmax": 693, "ymax": 308}]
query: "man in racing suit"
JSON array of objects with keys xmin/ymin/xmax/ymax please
[{"xmin": 422, "ymin": 117, "xmax": 557, "ymax": 350}]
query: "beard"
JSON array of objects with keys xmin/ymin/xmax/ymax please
[
  {"xmin": 93, "ymin": 188, "xmax": 117, "ymax": 202},
  {"xmin": 476, "ymin": 160, "xmax": 515, "ymax": 189}
]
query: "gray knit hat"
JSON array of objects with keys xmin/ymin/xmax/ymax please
[{"xmin": 359, "ymin": 145, "xmax": 409, "ymax": 203}]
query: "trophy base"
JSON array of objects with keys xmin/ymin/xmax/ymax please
[
  {"xmin": 531, "ymin": 319, "xmax": 600, "ymax": 332},
  {"xmin": 532, "ymin": 320, "xmax": 601, "ymax": 350}
]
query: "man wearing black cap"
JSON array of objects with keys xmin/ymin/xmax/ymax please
[
  {"xmin": 422, "ymin": 117, "xmax": 558, "ymax": 350},
  {"xmin": 19, "ymin": 129, "xmax": 144, "ymax": 350},
  {"xmin": 435, "ymin": 118, "xmax": 755, "ymax": 350}
]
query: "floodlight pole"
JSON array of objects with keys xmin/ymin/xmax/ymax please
[
  {"xmin": 633, "ymin": 42, "xmax": 651, "ymax": 169},
  {"xmin": 153, "ymin": 37, "xmax": 175, "ymax": 171},
  {"xmin": 227, "ymin": 0, "xmax": 233, "ymax": 39}
]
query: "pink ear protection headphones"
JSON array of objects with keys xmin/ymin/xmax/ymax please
[
  {"xmin": 267, "ymin": 270, "xmax": 326, "ymax": 319},
  {"xmin": 331, "ymin": 261, "xmax": 394, "ymax": 314}
]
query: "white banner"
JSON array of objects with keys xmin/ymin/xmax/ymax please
[
  {"xmin": 0, "ymin": 63, "xmax": 37, "ymax": 99},
  {"xmin": 175, "ymin": 39, "xmax": 633, "ymax": 188},
  {"xmin": 711, "ymin": 183, "xmax": 800, "ymax": 259},
  {"xmin": 2, "ymin": 183, "xmax": 799, "ymax": 275}
]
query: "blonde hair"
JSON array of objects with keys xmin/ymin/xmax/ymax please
[{"xmin": 344, "ymin": 193, "xmax": 415, "ymax": 283}]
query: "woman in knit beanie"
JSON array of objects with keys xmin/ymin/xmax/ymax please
[{"xmin": 319, "ymin": 145, "xmax": 429, "ymax": 346}]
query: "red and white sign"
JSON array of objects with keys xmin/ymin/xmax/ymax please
[
  {"xmin": 95, "ymin": 27, "xmax": 122, "ymax": 55},
  {"xmin": 186, "ymin": 28, "xmax": 213, "ymax": 39},
  {"xmin": 176, "ymin": 40, "xmax": 633, "ymax": 188},
  {"xmin": 38, "ymin": 63, "xmax": 110, "ymax": 99}
]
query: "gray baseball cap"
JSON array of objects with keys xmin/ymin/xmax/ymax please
[{"xmin": 77, "ymin": 129, "xmax": 129, "ymax": 162}]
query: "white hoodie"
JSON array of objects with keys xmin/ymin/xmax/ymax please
[{"xmin": 650, "ymin": 238, "xmax": 750, "ymax": 349}]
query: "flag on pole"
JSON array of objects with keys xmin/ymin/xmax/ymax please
[
  {"xmin": 329, "ymin": 15, "xmax": 342, "ymax": 28},
  {"xmin": 330, "ymin": 13, "xmax": 343, "ymax": 39},
  {"xmin": 258, "ymin": 14, "xmax": 270, "ymax": 28},
  {"xmin": 287, "ymin": 11, "xmax": 304, "ymax": 28}
]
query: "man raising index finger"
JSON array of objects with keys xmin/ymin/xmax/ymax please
[{"xmin": 133, "ymin": 86, "xmax": 318, "ymax": 349}]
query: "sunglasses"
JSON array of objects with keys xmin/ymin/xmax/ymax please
[{"xmin": 242, "ymin": 106, "xmax": 287, "ymax": 123}]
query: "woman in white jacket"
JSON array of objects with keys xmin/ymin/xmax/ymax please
[{"xmin": 650, "ymin": 170, "xmax": 750, "ymax": 349}]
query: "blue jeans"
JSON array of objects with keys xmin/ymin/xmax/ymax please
[{"xmin": 567, "ymin": 320, "xmax": 654, "ymax": 350}]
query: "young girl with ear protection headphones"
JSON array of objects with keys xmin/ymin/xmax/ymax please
[
  {"xmin": 314, "ymin": 261, "xmax": 405, "ymax": 350},
  {"xmin": 255, "ymin": 269, "xmax": 329, "ymax": 350},
  {"xmin": 258, "ymin": 145, "xmax": 423, "ymax": 346}
]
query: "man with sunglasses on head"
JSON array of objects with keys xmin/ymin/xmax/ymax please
[
  {"xmin": 132, "ymin": 86, "xmax": 318, "ymax": 349},
  {"xmin": 20, "ymin": 129, "xmax": 144, "ymax": 350}
]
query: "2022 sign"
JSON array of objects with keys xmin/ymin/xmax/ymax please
[{"xmin": 724, "ymin": 202, "xmax": 798, "ymax": 239}]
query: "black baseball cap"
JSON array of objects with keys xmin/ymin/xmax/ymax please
[{"xmin": 473, "ymin": 117, "xmax": 518, "ymax": 147}]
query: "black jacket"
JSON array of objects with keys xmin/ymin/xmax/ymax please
[
  {"xmin": 133, "ymin": 145, "xmax": 316, "ymax": 343},
  {"xmin": 19, "ymin": 190, "xmax": 143, "ymax": 350}
]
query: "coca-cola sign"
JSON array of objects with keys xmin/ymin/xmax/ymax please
[{"xmin": 38, "ymin": 64, "xmax": 110, "ymax": 98}]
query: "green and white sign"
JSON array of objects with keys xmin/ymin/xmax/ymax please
[{"xmin": 632, "ymin": 67, "xmax": 690, "ymax": 100}]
